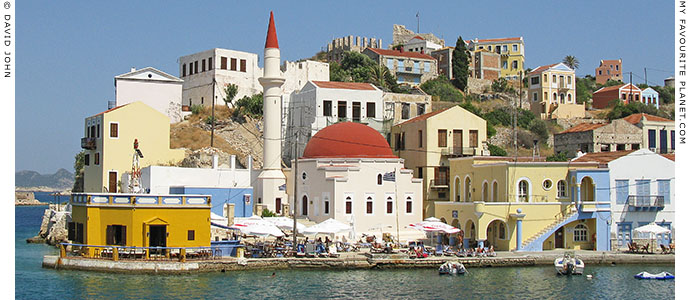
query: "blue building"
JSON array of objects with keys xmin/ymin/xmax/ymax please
[
  {"xmin": 641, "ymin": 87, "xmax": 660, "ymax": 109},
  {"xmin": 170, "ymin": 187, "xmax": 254, "ymax": 217}
]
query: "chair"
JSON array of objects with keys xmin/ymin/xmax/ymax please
[
  {"xmin": 305, "ymin": 243, "xmax": 316, "ymax": 258},
  {"xmin": 669, "ymin": 243, "xmax": 675, "ymax": 253},
  {"xmin": 641, "ymin": 243, "xmax": 650, "ymax": 254},
  {"xmin": 328, "ymin": 245, "xmax": 340, "ymax": 258},
  {"xmin": 434, "ymin": 244, "xmax": 444, "ymax": 256},
  {"xmin": 660, "ymin": 244, "xmax": 670, "ymax": 254}
]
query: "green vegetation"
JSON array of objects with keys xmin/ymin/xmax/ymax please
[
  {"xmin": 205, "ymin": 116, "xmax": 216, "ymax": 125},
  {"xmin": 546, "ymin": 152, "xmax": 569, "ymax": 162},
  {"xmin": 576, "ymin": 76, "xmax": 596, "ymax": 105},
  {"xmin": 71, "ymin": 151, "xmax": 85, "ymax": 192},
  {"xmin": 223, "ymin": 83, "xmax": 238, "ymax": 106},
  {"xmin": 562, "ymin": 55, "xmax": 579, "ymax": 69},
  {"xmin": 420, "ymin": 77, "xmax": 464, "ymax": 102},
  {"xmin": 606, "ymin": 100, "xmax": 672, "ymax": 120},
  {"xmin": 491, "ymin": 77, "xmax": 515, "ymax": 94},
  {"xmin": 653, "ymin": 85, "xmax": 674, "ymax": 105},
  {"xmin": 487, "ymin": 143, "xmax": 507, "ymax": 156},
  {"xmin": 529, "ymin": 119, "xmax": 549, "ymax": 141},
  {"xmin": 261, "ymin": 208, "xmax": 277, "ymax": 217},
  {"xmin": 191, "ymin": 104, "xmax": 204, "ymax": 115},
  {"xmin": 232, "ymin": 92, "xmax": 264, "ymax": 118},
  {"xmin": 451, "ymin": 36, "xmax": 470, "ymax": 91},
  {"xmin": 329, "ymin": 51, "xmax": 402, "ymax": 92}
]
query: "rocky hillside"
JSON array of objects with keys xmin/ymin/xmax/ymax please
[{"xmin": 15, "ymin": 168, "xmax": 74, "ymax": 190}]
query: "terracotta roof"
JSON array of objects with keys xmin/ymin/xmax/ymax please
[
  {"xmin": 661, "ymin": 153, "xmax": 675, "ymax": 161},
  {"xmin": 473, "ymin": 156, "xmax": 547, "ymax": 162},
  {"xmin": 411, "ymin": 35, "xmax": 425, "ymax": 40},
  {"xmin": 622, "ymin": 113, "xmax": 673, "ymax": 124},
  {"xmin": 572, "ymin": 150, "xmax": 635, "ymax": 164},
  {"xmin": 302, "ymin": 122, "xmax": 397, "ymax": 159},
  {"xmin": 397, "ymin": 106, "xmax": 452, "ymax": 126},
  {"xmin": 528, "ymin": 63, "xmax": 557, "ymax": 75},
  {"xmin": 91, "ymin": 104, "xmax": 128, "ymax": 117},
  {"xmin": 471, "ymin": 37, "xmax": 522, "ymax": 43},
  {"xmin": 594, "ymin": 83, "xmax": 639, "ymax": 94},
  {"xmin": 559, "ymin": 123, "xmax": 607, "ymax": 134},
  {"xmin": 311, "ymin": 81, "xmax": 376, "ymax": 90},
  {"xmin": 265, "ymin": 11, "xmax": 279, "ymax": 49},
  {"xmin": 365, "ymin": 48, "xmax": 435, "ymax": 60}
]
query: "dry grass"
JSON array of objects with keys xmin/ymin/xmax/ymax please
[{"xmin": 170, "ymin": 107, "xmax": 244, "ymax": 158}]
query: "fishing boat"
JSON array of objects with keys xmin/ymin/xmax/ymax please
[
  {"xmin": 439, "ymin": 261, "xmax": 466, "ymax": 275},
  {"xmin": 634, "ymin": 272, "xmax": 675, "ymax": 280},
  {"xmin": 554, "ymin": 252, "xmax": 584, "ymax": 275}
]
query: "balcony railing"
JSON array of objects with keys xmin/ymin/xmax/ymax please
[
  {"xmin": 430, "ymin": 179, "xmax": 449, "ymax": 188},
  {"xmin": 628, "ymin": 195, "xmax": 665, "ymax": 210},
  {"xmin": 81, "ymin": 137, "xmax": 96, "ymax": 150},
  {"xmin": 441, "ymin": 147, "xmax": 477, "ymax": 156}
]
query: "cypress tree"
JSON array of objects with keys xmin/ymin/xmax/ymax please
[{"xmin": 451, "ymin": 36, "xmax": 470, "ymax": 91}]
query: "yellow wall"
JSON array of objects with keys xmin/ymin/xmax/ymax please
[
  {"xmin": 84, "ymin": 101, "xmax": 185, "ymax": 192},
  {"xmin": 71, "ymin": 202, "xmax": 210, "ymax": 248},
  {"xmin": 528, "ymin": 68, "xmax": 582, "ymax": 120},
  {"xmin": 542, "ymin": 218, "xmax": 597, "ymax": 250}
]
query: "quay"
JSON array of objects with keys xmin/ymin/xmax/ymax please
[{"xmin": 43, "ymin": 250, "xmax": 674, "ymax": 274}]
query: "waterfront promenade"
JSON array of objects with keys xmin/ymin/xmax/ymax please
[{"xmin": 43, "ymin": 250, "xmax": 674, "ymax": 274}]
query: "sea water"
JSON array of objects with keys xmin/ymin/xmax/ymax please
[{"xmin": 15, "ymin": 206, "xmax": 675, "ymax": 299}]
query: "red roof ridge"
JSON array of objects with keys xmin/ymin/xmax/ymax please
[
  {"xmin": 366, "ymin": 47, "xmax": 435, "ymax": 60},
  {"xmin": 397, "ymin": 106, "xmax": 453, "ymax": 126},
  {"xmin": 559, "ymin": 122, "xmax": 607, "ymax": 134},
  {"xmin": 622, "ymin": 113, "xmax": 673, "ymax": 124},
  {"xmin": 91, "ymin": 103, "xmax": 129, "ymax": 117},
  {"xmin": 528, "ymin": 63, "xmax": 558, "ymax": 75},
  {"xmin": 572, "ymin": 150, "xmax": 635, "ymax": 163},
  {"xmin": 311, "ymin": 81, "xmax": 376, "ymax": 90},
  {"xmin": 265, "ymin": 11, "xmax": 279, "ymax": 49}
]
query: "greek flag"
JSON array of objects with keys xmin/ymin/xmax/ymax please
[
  {"xmin": 278, "ymin": 184, "xmax": 287, "ymax": 191},
  {"xmin": 382, "ymin": 171, "xmax": 396, "ymax": 182}
]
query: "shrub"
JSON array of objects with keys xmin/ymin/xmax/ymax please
[
  {"xmin": 487, "ymin": 122, "xmax": 496, "ymax": 138},
  {"xmin": 261, "ymin": 208, "xmax": 276, "ymax": 217},
  {"xmin": 546, "ymin": 152, "xmax": 569, "ymax": 162},
  {"xmin": 487, "ymin": 143, "xmax": 507, "ymax": 156},
  {"xmin": 419, "ymin": 77, "xmax": 464, "ymax": 102},
  {"xmin": 529, "ymin": 119, "xmax": 549, "ymax": 141},
  {"xmin": 232, "ymin": 93, "xmax": 264, "ymax": 118},
  {"xmin": 191, "ymin": 104, "xmax": 204, "ymax": 115},
  {"xmin": 491, "ymin": 78, "xmax": 510, "ymax": 93},
  {"xmin": 205, "ymin": 116, "xmax": 216, "ymax": 125}
]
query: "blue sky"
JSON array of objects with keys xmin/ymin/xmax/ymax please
[{"xmin": 15, "ymin": 1, "xmax": 673, "ymax": 174}]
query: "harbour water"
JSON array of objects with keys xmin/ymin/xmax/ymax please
[{"xmin": 16, "ymin": 206, "xmax": 675, "ymax": 299}]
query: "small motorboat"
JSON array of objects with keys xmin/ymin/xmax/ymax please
[
  {"xmin": 439, "ymin": 261, "xmax": 466, "ymax": 275},
  {"xmin": 554, "ymin": 252, "xmax": 584, "ymax": 275},
  {"xmin": 634, "ymin": 271, "xmax": 675, "ymax": 280}
]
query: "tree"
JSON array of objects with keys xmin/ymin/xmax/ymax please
[
  {"xmin": 546, "ymin": 152, "xmax": 569, "ymax": 162},
  {"xmin": 329, "ymin": 62, "xmax": 349, "ymax": 82},
  {"xmin": 232, "ymin": 92, "xmax": 264, "ymax": 119},
  {"xmin": 223, "ymin": 83, "xmax": 238, "ymax": 106},
  {"xmin": 451, "ymin": 36, "xmax": 470, "ymax": 91},
  {"xmin": 487, "ymin": 144, "xmax": 507, "ymax": 156},
  {"xmin": 419, "ymin": 77, "xmax": 464, "ymax": 102},
  {"xmin": 562, "ymin": 55, "xmax": 579, "ymax": 70},
  {"xmin": 72, "ymin": 151, "xmax": 85, "ymax": 192}
]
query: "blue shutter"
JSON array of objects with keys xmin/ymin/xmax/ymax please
[
  {"xmin": 658, "ymin": 180, "xmax": 670, "ymax": 204},
  {"xmin": 615, "ymin": 180, "xmax": 628, "ymax": 204}
]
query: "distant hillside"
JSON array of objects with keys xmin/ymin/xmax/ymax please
[{"xmin": 15, "ymin": 168, "xmax": 74, "ymax": 190}]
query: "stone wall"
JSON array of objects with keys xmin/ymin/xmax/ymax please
[
  {"xmin": 391, "ymin": 24, "xmax": 444, "ymax": 48},
  {"xmin": 467, "ymin": 78, "xmax": 493, "ymax": 94}
]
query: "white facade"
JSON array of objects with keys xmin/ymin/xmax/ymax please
[
  {"xmin": 295, "ymin": 158, "xmax": 424, "ymax": 242},
  {"xmin": 607, "ymin": 149, "xmax": 675, "ymax": 249},
  {"xmin": 114, "ymin": 67, "xmax": 184, "ymax": 123},
  {"xmin": 404, "ymin": 37, "xmax": 442, "ymax": 54},
  {"xmin": 281, "ymin": 60, "xmax": 329, "ymax": 94}
]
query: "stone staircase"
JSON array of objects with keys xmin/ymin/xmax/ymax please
[{"xmin": 518, "ymin": 210, "xmax": 578, "ymax": 252}]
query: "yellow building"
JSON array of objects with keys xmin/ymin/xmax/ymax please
[
  {"xmin": 69, "ymin": 193, "xmax": 211, "ymax": 256},
  {"xmin": 390, "ymin": 106, "xmax": 488, "ymax": 218},
  {"xmin": 467, "ymin": 37, "xmax": 525, "ymax": 80},
  {"xmin": 81, "ymin": 101, "xmax": 185, "ymax": 193},
  {"xmin": 527, "ymin": 63, "xmax": 584, "ymax": 120},
  {"xmin": 433, "ymin": 156, "xmax": 612, "ymax": 252}
]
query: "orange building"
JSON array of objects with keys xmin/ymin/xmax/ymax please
[
  {"xmin": 592, "ymin": 83, "xmax": 641, "ymax": 109},
  {"xmin": 595, "ymin": 59, "xmax": 622, "ymax": 85}
]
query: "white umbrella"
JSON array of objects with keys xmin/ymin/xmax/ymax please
[
  {"xmin": 424, "ymin": 217, "xmax": 441, "ymax": 222},
  {"xmin": 303, "ymin": 218, "xmax": 351, "ymax": 235},
  {"xmin": 229, "ymin": 222, "xmax": 285, "ymax": 237},
  {"xmin": 264, "ymin": 216, "xmax": 306, "ymax": 232},
  {"xmin": 407, "ymin": 220, "xmax": 460, "ymax": 234},
  {"xmin": 348, "ymin": 215, "xmax": 357, "ymax": 241},
  {"xmin": 633, "ymin": 223, "xmax": 671, "ymax": 239}
]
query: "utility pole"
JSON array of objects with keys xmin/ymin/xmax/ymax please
[
  {"xmin": 519, "ymin": 71, "xmax": 523, "ymax": 109},
  {"xmin": 211, "ymin": 78, "xmax": 216, "ymax": 147},
  {"xmin": 644, "ymin": 68, "xmax": 648, "ymax": 86},
  {"xmin": 292, "ymin": 106, "xmax": 304, "ymax": 249}
]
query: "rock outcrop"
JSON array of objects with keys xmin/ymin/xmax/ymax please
[
  {"xmin": 28, "ymin": 205, "xmax": 70, "ymax": 245},
  {"xmin": 15, "ymin": 191, "xmax": 44, "ymax": 206}
]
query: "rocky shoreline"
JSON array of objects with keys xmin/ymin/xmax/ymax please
[
  {"xmin": 26, "ymin": 204, "xmax": 70, "ymax": 245},
  {"xmin": 15, "ymin": 192, "xmax": 46, "ymax": 206}
]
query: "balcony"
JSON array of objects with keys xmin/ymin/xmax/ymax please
[
  {"xmin": 396, "ymin": 67, "xmax": 422, "ymax": 75},
  {"xmin": 441, "ymin": 147, "xmax": 477, "ymax": 157},
  {"xmin": 81, "ymin": 137, "xmax": 96, "ymax": 150},
  {"xmin": 429, "ymin": 179, "xmax": 449, "ymax": 189},
  {"xmin": 627, "ymin": 195, "xmax": 665, "ymax": 211}
]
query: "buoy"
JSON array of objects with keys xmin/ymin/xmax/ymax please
[{"xmin": 586, "ymin": 274, "xmax": 593, "ymax": 280}]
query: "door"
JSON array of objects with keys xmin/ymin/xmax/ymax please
[
  {"xmin": 149, "ymin": 225, "xmax": 167, "ymax": 255},
  {"xmin": 657, "ymin": 223, "xmax": 672, "ymax": 246},
  {"xmin": 108, "ymin": 171, "xmax": 117, "ymax": 192},
  {"xmin": 302, "ymin": 195, "xmax": 308, "ymax": 216},
  {"xmin": 617, "ymin": 223, "xmax": 632, "ymax": 248},
  {"xmin": 660, "ymin": 130, "xmax": 668, "ymax": 154},
  {"xmin": 452, "ymin": 130, "xmax": 463, "ymax": 155},
  {"xmin": 555, "ymin": 227, "xmax": 564, "ymax": 248},
  {"xmin": 275, "ymin": 198, "xmax": 282, "ymax": 214},
  {"xmin": 352, "ymin": 102, "xmax": 361, "ymax": 122}
]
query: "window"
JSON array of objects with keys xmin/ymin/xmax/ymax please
[
  {"xmin": 94, "ymin": 153, "xmax": 100, "ymax": 165},
  {"xmin": 337, "ymin": 101, "xmax": 347, "ymax": 119},
  {"xmin": 417, "ymin": 103, "xmax": 425, "ymax": 116},
  {"xmin": 221, "ymin": 57, "xmax": 228, "ymax": 69},
  {"xmin": 648, "ymin": 130, "xmax": 657, "ymax": 148},
  {"xmin": 194, "ymin": 61, "xmax": 198, "ymax": 74},
  {"xmin": 208, "ymin": 57, "xmax": 212, "ymax": 69},
  {"xmin": 366, "ymin": 197, "xmax": 373, "ymax": 214},
  {"xmin": 424, "ymin": 62, "xmax": 430, "ymax": 72},
  {"xmin": 438, "ymin": 129, "xmax": 447, "ymax": 147},
  {"xmin": 636, "ymin": 179, "xmax": 651, "ymax": 196},
  {"xmin": 323, "ymin": 100, "xmax": 332, "ymax": 116},
  {"xmin": 240, "ymin": 59, "xmax": 247, "ymax": 72},
  {"xmin": 377, "ymin": 174, "xmax": 383, "ymax": 185},
  {"xmin": 406, "ymin": 197, "xmax": 413, "ymax": 213},
  {"xmin": 394, "ymin": 133, "xmax": 401, "ymax": 150},
  {"xmin": 345, "ymin": 197, "xmax": 352, "ymax": 214},
  {"xmin": 189, "ymin": 63, "xmax": 193, "ymax": 75},
  {"xmin": 512, "ymin": 44, "xmax": 518, "ymax": 52},
  {"xmin": 366, "ymin": 102, "xmax": 376, "ymax": 118},
  {"xmin": 84, "ymin": 154, "xmax": 90, "ymax": 166},
  {"xmin": 552, "ymin": 75, "xmax": 557, "ymax": 83},
  {"xmin": 616, "ymin": 65, "xmax": 619, "ymax": 70},
  {"xmin": 502, "ymin": 45, "xmax": 507, "ymax": 52},
  {"xmin": 387, "ymin": 59, "xmax": 394, "ymax": 70},
  {"xmin": 352, "ymin": 102, "xmax": 361, "ymax": 122},
  {"xmin": 568, "ymin": 94, "xmax": 572, "ymax": 102},
  {"xmin": 397, "ymin": 59, "xmax": 404, "ymax": 72},
  {"xmin": 672, "ymin": 130, "xmax": 676, "ymax": 150},
  {"xmin": 435, "ymin": 167, "xmax": 449, "ymax": 186},
  {"xmin": 635, "ymin": 94, "xmax": 639, "ymax": 101},
  {"xmin": 417, "ymin": 167, "xmax": 423, "ymax": 178},
  {"xmin": 542, "ymin": 179, "xmax": 553, "ymax": 190},
  {"xmin": 533, "ymin": 92, "xmax": 538, "ymax": 102},
  {"xmin": 543, "ymin": 74, "xmax": 547, "ymax": 82},
  {"xmin": 106, "ymin": 225, "xmax": 126, "ymax": 246},
  {"xmin": 230, "ymin": 58, "xmax": 237, "ymax": 71},
  {"xmin": 110, "ymin": 123, "xmax": 118, "ymax": 138},
  {"xmin": 324, "ymin": 198, "xmax": 330, "ymax": 214},
  {"xmin": 492, "ymin": 181, "xmax": 499, "ymax": 202},
  {"xmin": 518, "ymin": 180, "xmax": 529, "ymax": 202},
  {"xmin": 499, "ymin": 222, "xmax": 506, "ymax": 239},
  {"xmin": 401, "ymin": 132, "xmax": 406, "ymax": 150},
  {"xmin": 622, "ymin": 93, "xmax": 627, "ymax": 100},
  {"xmin": 512, "ymin": 60, "xmax": 518, "ymax": 69},
  {"xmin": 201, "ymin": 59, "xmax": 206, "ymax": 72},
  {"xmin": 386, "ymin": 197, "xmax": 393, "ymax": 214},
  {"xmin": 188, "ymin": 230, "xmax": 195, "ymax": 241},
  {"xmin": 413, "ymin": 61, "xmax": 419, "ymax": 72},
  {"xmin": 658, "ymin": 179, "xmax": 671, "ymax": 204},
  {"xmin": 558, "ymin": 180, "xmax": 567, "ymax": 198},
  {"xmin": 502, "ymin": 61, "xmax": 507, "ymax": 69},
  {"xmin": 531, "ymin": 76, "xmax": 539, "ymax": 85},
  {"xmin": 401, "ymin": 103, "xmax": 410, "ymax": 119},
  {"xmin": 598, "ymin": 70, "xmax": 602, "ymax": 75},
  {"xmin": 182, "ymin": 64, "xmax": 186, "ymax": 77},
  {"xmin": 90, "ymin": 125, "xmax": 96, "ymax": 138},
  {"xmin": 68, "ymin": 222, "xmax": 84, "ymax": 243},
  {"xmin": 469, "ymin": 130, "xmax": 478, "ymax": 147},
  {"xmin": 96, "ymin": 124, "xmax": 100, "ymax": 138},
  {"xmin": 573, "ymin": 224, "xmax": 588, "ymax": 242}
]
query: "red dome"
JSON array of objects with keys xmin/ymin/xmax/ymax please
[{"xmin": 302, "ymin": 122, "xmax": 397, "ymax": 159}]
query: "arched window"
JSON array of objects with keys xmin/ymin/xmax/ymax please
[
  {"xmin": 557, "ymin": 180, "xmax": 567, "ymax": 198},
  {"xmin": 518, "ymin": 180, "xmax": 529, "ymax": 202},
  {"xmin": 366, "ymin": 196, "xmax": 373, "ymax": 214},
  {"xmin": 482, "ymin": 182, "xmax": 488, "ymax": 202},
  {"xmin": 567, "ymin": 94, "xmax": 572, "ymax": 103},
  {"xmin": 499, "ymin": 222, "xmax": 506, "ymax": 239},
  {"xmin": 492, "ymin": 181, "xmax": 499, "ymax": 202},
  {"xmin": 553, "ymin": 93, "xmax": 557, "ymax": 102},
  {"xmin": 345, "ymin": 196, "xmax": 352, "ymax": 214},
  {"xmin": 574, "ymin": 224, "xmax": 588, "ymax": 242},
  {"xmin": 464, "ymin": 177, "xmax": 472, "ymax": 202},
  {"xmin": 560, "ymin": 93, "xmax": 565, "ymax": 104},
  {"xmin": 302, "ymin": 195, "xmax": 308, "ymax": 215},
  {"xmin": 377, "ymin": 174, "xmax": 383, "ymax": 185},
  {"xmin": 455, "ymin": 177, "xmax": 462, "ymax": 202}
]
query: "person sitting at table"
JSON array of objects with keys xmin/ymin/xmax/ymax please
[{"xmin": 324, "ymin": 236, "xmax": 332, "ymax": 247}]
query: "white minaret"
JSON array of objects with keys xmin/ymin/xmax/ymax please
[{"xmin": 257, "ymin": 11, "xmax": 287, "ymax": 213}]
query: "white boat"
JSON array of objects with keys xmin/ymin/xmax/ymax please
[
  {"xmin": 439, "ymin": 261, "xmax": 466, "ymax": 275},
  {"xmin": 634, "ymin": 271, "xmax": 674, "ymax": 280},
  {"xmin": 554, "ymin": 252, "xmax": 584, "ymax": 275}
]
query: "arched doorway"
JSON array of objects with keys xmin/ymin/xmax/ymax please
[
  {"xmin": 302, "ymin": 195, "xmax": 308, "ymax": 215},
  {"xmin": 486, "ymin": 220, "xmax": 508, "ymax": 250},
  {"xmin": 482, "ymin": 181, "xmax": 488, "ymax": 202},
  {"xmin": 580, "ymin": 177, "xmax": 594, "ymax": 202},
  {"xmin": 465, "ymin": 220, "xmax": 476, "ymax": 247},
  {"xmin": 455, "ymin": 177, "xmax": 461, "ymax": 202},
  {"xmin": 464, "ymin": 177, "xmax": 472, "ymax": 202}
]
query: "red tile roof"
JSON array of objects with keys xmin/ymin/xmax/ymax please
[
  {"xmin": 265, "ymin": 11, "xmax": 279, "ymax": 49},
  {"xmin": 411, "ymin": 35, "xmax": 425, "ymax": 40},
  {"xmin": 572, "ymin": 150, "xmax": 635, "ymax": 163},
  {"xmin": 471, "ymin": 37, "xmax": 522, "ymax": 43},
  {"xmin": 311, "ymin": 81, "xmax": 376, "ymax": 90},
  {"xmin": 661, "ymin": 153, "xmax": 675, "ymax": 161},
  {"xmin": 303, "ymin": 122, "xmax": 397, "ymax": 159},
  {"xmin": 397, "ymin": 106, "xmax": 452, "ymax": 126},
  {"xmin": 622, "ymin": 113, "xmax": 673, "ymax": 124},
  {"xmin": 528, "ymin": 63, "xmax": 557, "ymax": 75},
  {"xmin": 559, "ymin": 123, "xmax": 607, "ymax": 134},
  {"xmin": 594, "ymin": 83, "xmax": 639, "ymax": 94},
  {"xmin": 365, "ymin": 48, "xmax": 435, "ymax": 60},
  {"xmin": 91, "ymin": 104, "xmax": 128, "ymax": 117}
]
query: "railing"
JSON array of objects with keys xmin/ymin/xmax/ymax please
[
  {"xmin": 59, "ymin": 243, "xmax": 220, "ymax": 262},
  {"xmin": 441, "ymin": 147, "xmax": 477, "ymax": 156},
  {"xmin": 430, "ymin": 179, "xmax": 449, "ymax": 188},
  {"xmin": 70, "ymin": 193, "xmax": 212, "ymax": 207},
  {"xmin": 628, "ymin": 195, "xmax": 665, "ymax": 208},
  {"xmin": 512, "ymin": 194, "xmax": 550, "ymax": 203},
  {"xmin": 81, "ymin": 137, "xmax": 96, "ymax": 150}
]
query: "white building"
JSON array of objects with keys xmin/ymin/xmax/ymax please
[
  {"xmin": 403, "ymin": 36, "xmax": 442, "ymax": 54},
  {"xmin": 290, "ymin": 122, "xmax": 424, "ymax": 242},
  {"xmin": 113, "ymin": 67, "xmax": 184, "ymax": 123},
  {"xmin": 574, "ymin": 149, "xmax": 675, "ymax": 250},
  {"xmin": 281, "ymin": 60, "xmax": 329, "ymax": 95}
]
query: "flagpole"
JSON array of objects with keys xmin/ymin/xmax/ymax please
[{"xmin": 394, "ymin": 168, "xmax": 400, "ymax": 246}]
